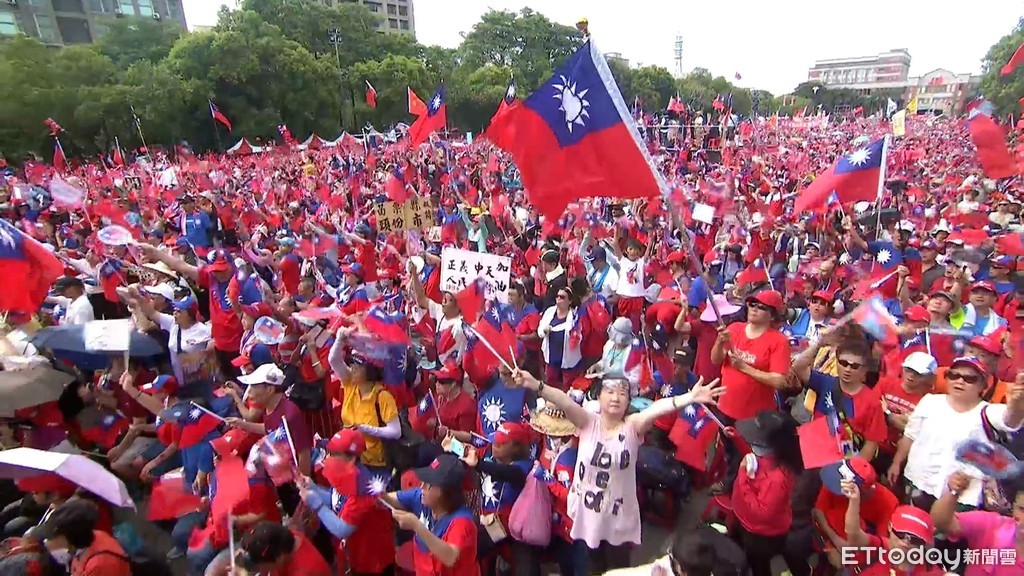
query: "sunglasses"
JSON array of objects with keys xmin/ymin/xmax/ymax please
[
  {"xmin": 556, "ymin": 293, "xmax": 568, "ymax": 300},
  {"xmin": 891, "ymin": 530, "xmax": 926, "ymax": 547},
  {"xmin": 837, "ymin": 359, "xmax": 865, "ymax": 370},
  {"xmin": 748, "ymin": 301, "xmax": 773, "ymax": 312},
  {"xmin": 946, "ymin": 371, "xmax": 981, "ymax": 384}
]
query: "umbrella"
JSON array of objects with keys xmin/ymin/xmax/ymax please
[
  {"xmin": 0, "ymin": 448, "xmax": 134, "ymax": 508},
  {"xmin": 32, "ymin": 321, "xmax": 164, "ymax": 357},
  {"xmin": 0, "ymin": 367, "xmax": 75, "ymax": 418}
]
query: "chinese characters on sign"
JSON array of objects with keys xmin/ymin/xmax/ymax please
[
  {"xmin": 440, "ymin": 248, "xmax": 513, "ymax": 303},
  {"xmin": 373, "ymin": 197, "xmax": 436, "ymax": 233}
]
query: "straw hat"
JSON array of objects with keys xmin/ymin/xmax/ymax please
[
  {"xmin": 142, "ymin": 261, "xmax": 179, "ymax": 280},
  {"xmin": 529, "ymin": 403, "xmax": 577, "ymax": 437}
]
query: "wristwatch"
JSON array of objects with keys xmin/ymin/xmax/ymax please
[{"xmin": 536, "ymin": 381, "xmax": 545, "ymax": 395}]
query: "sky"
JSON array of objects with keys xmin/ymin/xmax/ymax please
[{"xmin": 182, "ymin": 0, "xmax": 1021, "ymax": 95}]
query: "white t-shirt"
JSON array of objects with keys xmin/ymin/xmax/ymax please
[
  {"xmin": 585, "ymin": 262, "xmax": 619, "ymax": 299},
  {"xmin": 64, "ymin": 295, "xmax": 95, "ymax": 326},
  {"xmin": 157, "ymin": 313, "xmax": 213, "ymax": 387},
  {"xmin": 614, "ymin": 256, "xmax": 647, "ymax": 298},
  {"xmin": 419, "ymin": 300, "xmax": 465, "ymax": 362},
  {"xmin": 904, "ymin": 394, "xmax": 1020, "ymax": 506}
]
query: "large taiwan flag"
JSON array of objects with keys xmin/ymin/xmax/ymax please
[
  {"xmin": 0, "ymin": 219, "xmax": 65, "ymax": 316},
  {"xmin": 794, "ymin": 138, "xmax": 887, "ymax": 213},
  {"xmin": 485, "ymin": 41, "xmax": 668, "ymax": 220}
]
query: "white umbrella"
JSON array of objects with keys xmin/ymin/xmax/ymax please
[{"xmin": 0, "ymin": 448, "xmax": 134, "ymax": 508}]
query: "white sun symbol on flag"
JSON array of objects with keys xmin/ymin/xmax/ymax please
[
  {"xmin": 551, "ymin": 75, "xmax": 590, "ymax": 133},
  {"xmin": 366, "ymin": 474, "xmax": 389, "ymax": 495},
  {"xmin": 506, "ymin": 84, "xmax": 516, "ymax": 99},
  {"xmin": 418, "ymin": 510, "xmax": 432, "ymax": 530},
  {"xmin": 876, "ymin": 248, "xmax": 892, "ymax": 265},
  {"xmin": 0, "ymin": 222, "xmax": 17, "ymax": 252},
  {"xmin": 481, "ymin": 397, "xmax": 506, "ymax": 428},
  {"xmin": 481, "ymin": 474, "xmax": 499, "ymax": 506},
  {"xmin": 847, "ymin": 148, "xmax": 871, "ymax": 166},
  {"xmin": 660, "ymin": 383, "xmax": 673, "ymax": 398},
  {"xmin": 838, "ymin": 252, "xmax": 851, "ymax": 265},
  {"xmin": 431, "ymin": 95, "xmax": 442, "ymax": 111},
  {"xmin": 189, "ymin": 407, "xmax": 202, "ymax": 420}
]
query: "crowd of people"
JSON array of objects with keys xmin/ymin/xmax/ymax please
[{"xmin": 0, "ymin": 104, "xmax": 1021, "ymax": 576}]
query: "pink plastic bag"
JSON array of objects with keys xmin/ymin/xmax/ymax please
[{"xmin": 508, "ymin": 471, "xmax": 552, "ymax": 546}]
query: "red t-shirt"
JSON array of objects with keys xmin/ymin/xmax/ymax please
[
  {"xmin": 815, "ymin": 485, "xmax": 899, "ymax": 541},
  {"xmin": 717, "ymin": 323, "xmax": 791, "ymax": 421},
  {"xmin": 277, "ymin": 254, "xmax": 301, "ymax": 296},
  {"xmin": 198, "ymin": 267, "xmax": 244, "ymax": 352},
  {"xmin": 807, "ymin": 375, "xmax": 889, "ymax": 449},
  {"xmin": 339, "ymin": 496, "xmax": 396, "ymax": 573},
  {"xmin": 357, "ymin": 242, "xmax": 378, "ymax": 283},
  {"xmin": 690, "ymin": 319, "xmax": 723, "ymax": 385},
  {"xmin": 856, "ymin": 534, "xmax": 948, "ymax": 576},
  {"xmin": 876, "ymin": 376, "xmax": 927, "ymax": 454},
  {"xmin": 413, "ymin": 516, "xmax": 479, "ymax": 576},
  {"xmin": 275, "ymin": 531, "xmax": 331, "ymax": 576},
  {"xmin": 732, "ymin": 456, "xmax": 795, "ymax": 537}
]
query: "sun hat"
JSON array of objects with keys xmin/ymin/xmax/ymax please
[{"xmin": 529, "ymin": 402, "xmax": 577, "ymax": 437}]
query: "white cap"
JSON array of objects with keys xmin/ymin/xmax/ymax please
[
  {"xmin": 144, "ymin": 283, "xmax": 175, "ymax": 301},
  {"xmin": 238, "ymin": 363, "xmax": 286, "ymax": 387},
  {"xmin": 902, "ymin": 352, "xmax": 938, "ymax": 376}
]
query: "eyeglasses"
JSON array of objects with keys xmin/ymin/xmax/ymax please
[
  {"xmin": 556, "ymin": 294, "xmax": 568, "ymax": 301},
  {"xmin": 891, "ymin": 530, "xmax": 926, "ymax": 547},
  {"xmin": 748, "ymin": 301, "xmax": 773, "ymax": 312},
  {"xmin": 946, "ymin": 371, "xmax": 981, "ymax": 384},
  {"xmin": 837, "ymin": 359, "xmax": 865, "ymax": 370}
]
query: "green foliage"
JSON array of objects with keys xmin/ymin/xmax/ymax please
[{"xmin": 979, "ymin": 17, "xmax": 1024, "ymax": 116}]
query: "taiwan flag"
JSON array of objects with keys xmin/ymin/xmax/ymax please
[
  {"xmin": 408, "ymin": 85, "xmax": 446, "ymax": 147},
  {"xmin": 209, "ymin": 101, "xmax": 233, "ymax": 132},
  {"xmin": 489, "ymin": 82, "xmax": 517, "ymax": 125},
  {"xmin": 0, "ymin": 219, "xmax": 65, "ymax": 316},
  {"xmin": 794, "ymin": 138, "xmax": 887, "ymax": 213},
  {"xmin": 485, "ymin": 41, "xmax": 668, "ymax": 220}
]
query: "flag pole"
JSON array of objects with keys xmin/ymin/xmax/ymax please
[
  {"xmin": 873, "ymin": 134, "xmax": 890, "ymax": 241},
  {"xmin": 129, "ymin": 105, "xmax": 150, "ymax": 158},
  {"xmin": 209, "ymin": 101, "xmax": 224, "ymax": 153}
]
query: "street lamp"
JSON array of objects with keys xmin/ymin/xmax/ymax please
[{"xmin": 327, "ymin": 28, "xmax": 349, "ymax": 129}]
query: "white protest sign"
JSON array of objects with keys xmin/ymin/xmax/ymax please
[
  {"xmin": 83, "ymin": 319, "xmax": 133, "ymax": 352},
  {"xmin": 440, "ymin": 247, "xmax": 512, "ymax": 303},
  {"xmin": 692, "ymin": 202, "xmax": 716, "ymax": 224}
]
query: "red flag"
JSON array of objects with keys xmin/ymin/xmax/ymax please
[
  {"xmin": 385, "ymin": 167, "xmax": 411, "ymax": 203},
  {"xmin": 967, "ymin": 113, "xmax": 1017, "ymax": 179},
  {"xmin": 209, "ymin": 101, "xmax": 233, "ymax": 131},
  {"xmin": 147, "ymin": 471, "xmax": 202, "ymax": 521},
  {"xmin": 997, "ymin": 233, "xmax": 1024, "ymax": 256},
  {"xmin": 43, "ymin": 118, "xmax": 63, "ymax": 136},
  {"xmin": 112, "ymin": 144, "xmax": 124, "ymax": 167},
  {"xmin": 455, "ymin": 277, "xmax": 486, "ymax": 323},
  {"xmin": 408, "ymin": 87, "xmax": 428, "ymax": 116},
  {"xmin": 1002, "ymin": 41, "xmax": 1024, "ymax": 76},
  {"xmin": 408, "ymin": 85, "xmax": 447, "ymax": 147},
  {"xmin": 0, "ymin": 219, "xmax": 65, "ymax": 316},
  {"xmin": 365, "ymin": 81, "xmax": 378, "ymax": 109},
  {"xmin": 52, "ymin": 141, "xmax": 67, "ymax": 172},
  {"xmin": 211, "ymin": 456, "xmax": 250, "ymax": 521},
  {"xmin": 486, "ymin": 41, "xmax": 665, "ymax": 220},
  {"xmin": 794, "ymin": 138, "xmax": 885, "ymax": 213},
  {"xmin": 489, "ymin": 83, "xmax": 517, "ymax": 126}
]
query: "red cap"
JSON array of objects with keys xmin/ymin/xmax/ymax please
[
  {"xmin": 950, "ymin": 356, "xmax": 989, "ymax": 379},
  {"xmin": 433, "ymin": 360, "xmax": 463, "ymax": 382},
  {"xmin": 968, "ymin": 335, "xmax": 1003, "ymax": 356},
  {"xmin": 210, "ymin": 428, "xmax": 258, "ymax": 458},
  {"xmin": 241, "ymin": 302, "xmax": 274, "ymax": 319},
  {"xmin": 205, "ymin": 249, "xmax": 232, "ymax": 273},
  {"xmin": 903, "ymin": 305, "xmax": 930, "ymax": 323},
  {"xmin": 16, "ymin": 473, "xmax": 77, "ymax": 497},
  {"xmin": 326, "ymin": 429, "xmax": 366, "ymax": 456},
  {"xmin": 493, "ymin": 422, "xmax": 531, "ymax": 445},
  {"xmin": 889, "ymin": 505, "xmax": 935, "ymax": 544},
  {"xmin": 665, "ymin": 251, "xmax": 686, "ymax": 266},
  {"xmin": 969, "ymin": 280, "xmax": 997, "ymax": 294},
  {"xmin": 820, "ymin": 457, "xmax": 876, "ymax": 496},
  {"xmin": 810, "ymin": 290, "xmax": 834, "ymax": 303},
  {"xmin": 747, "ymin": 290, "xmax": 784, "ymax": 313}
]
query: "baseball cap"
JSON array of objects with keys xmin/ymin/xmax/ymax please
[
  {"xmin": 810, "ymin": 290, "xmax": 834, "ymax": 303},
  {"xmin": 433, "ymin": 360, "xmax": 463, "ymax": 383},
  {"xmin": 325, "ymin": 429, "xmax": 366, "ymax": 456},
  {"xmin": 820, "ymin": 457, "xmax": 877, "ymax": 496},
  {"xmin": 143, "ymin": 283, "xmax": 175, "ymax": 301},
  {"xmin": 665, "ymin": 251, "xmax": 686, "ymax": 266},
  {"xmin": 53, "ymin": 276, "xmax": 84, "ymax": 292},
  {"xmin": 969, "ymin": 280, "xmax": 997, "ymax": 294},
  {"xmin": 139, "ymin": 375, "xmax": 179, "ymax": 396},
  {"xmin": 889, "ymin": 505, "xmax": 935, "ymax": 545},
  {"xmin": 920, "ymin": 239, "xmax": 938, "ymax": 250},
  {"xmin": 241, "ymin": 302, "xmax": 275, "ymax": 319},
  {"xmin": 414, "ymin": 454, "xmax": 467, "ymax": 488},
  {"xmin": 493, "ymin": 422, "xmax": 532, "ymax": 445},
  {"xmin": 672, "ymin": 347, "xmax": 695, "ymax": 366},
  {"xmin": 903, "ymin": 305, "xmax": 930, "ymax": 323},
  {"xmin": 746, "ymin": 290, "xmax": 784, "ymax": 313},
  {"xmin": 205, "ymin": 249, "xmax": 232, "ymax": 273},
  {"xmin": 342, "ymin": 263, "xmax": 364, "ymax": 279},
  {"xmin": 929, "ymin": 290, "xmax": 956, "ymax": 304},
  {"xmin": 968, "ymin": 335, "xmax": 1003, "ymax": 356},
  {"xmin": 171, "ymin": 295, "xmax": 198, "ymax": 312},
  {"xmin": 174, "ymin": 236, "xmax": 192, "ymax": 249},
  {"xmin": 210, "ymin": 428, "xmax": 258, "ymax": 459},
  {"xmin": 590, "ymin": 246, "xmax": 607, "ymax": 262},
  {"xmin": 990, "ymin": 255, "xmax": 1015, "ymax": 269},
  {"xmin": 231, "ymin": 343, "xmax": 275, "ymax": 368},
  {"xmin": 237, "ymin": 363, "xmax": 287, "ymax": 387},
  {"xmin": 901, "ymin": 352, "xmax": 937, "ymax": 376},
  {"xmin": 950, "ymin": 356, "xmax": 989, "ymax": 379}
]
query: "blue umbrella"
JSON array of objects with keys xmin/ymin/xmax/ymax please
[{"xmin": 30, "ymin": 319, "xmax": 163, "ymax": 356}]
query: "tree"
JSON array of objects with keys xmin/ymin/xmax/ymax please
[
  {"xmin": 632, "ymin": 66, "xmax": 676, "ymax": 111},
  {"xmin": 347, "ymin": 55, "xmax": 434, "ymax": 128},
  {"xmin": 458, "ymin": 8, "xmax": 581, "ymax": 91},
  {"xmin": 979, "ymin": 18, "xmax": 1024, "ymax": 116},
  {"xmin": 606, "ymin": 59, "xmax": 633, "ymax": 103},
  {"xmin": 93, "ymin": 18, "xmax": 183, "ymax": 70}
]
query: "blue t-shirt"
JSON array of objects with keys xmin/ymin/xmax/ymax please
[
  {"xmin": 182, "ymin": 211, "xmax": 212, "ymax": 248},
  {"xmin": 546, "ymin": 316, "xmax": 567, "ymax": 367},
  {"xmin": 395, "ymin": 487, "xmax": 476, "ymax": 552},
  {"xmin": 479, "ymin": 459, "xmax": 532, "ymax": 514}
]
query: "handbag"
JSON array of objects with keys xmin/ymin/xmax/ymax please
[
  {"xmin": 282, "ymin": 344, "xmax": 325, "ymax": 412},
  {"xmin": 508, "ymin": 469, "xmax": 552, "ymax": 546},
  {"xmin": 979, "ymin": 406, "xmax": 1012, "ymax": 513},
  {"xmin": 375, "ymin": 392, "xmax": 423, "ymax": 474}
]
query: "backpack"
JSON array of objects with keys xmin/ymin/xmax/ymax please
[{"xmin": 636, "ymin": 444, "xmax": 690, "ymax": 495}]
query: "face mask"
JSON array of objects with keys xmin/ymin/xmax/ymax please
[{"xmin": 48, "ymin": 548, "xmax": 71, "ymax": 566}]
